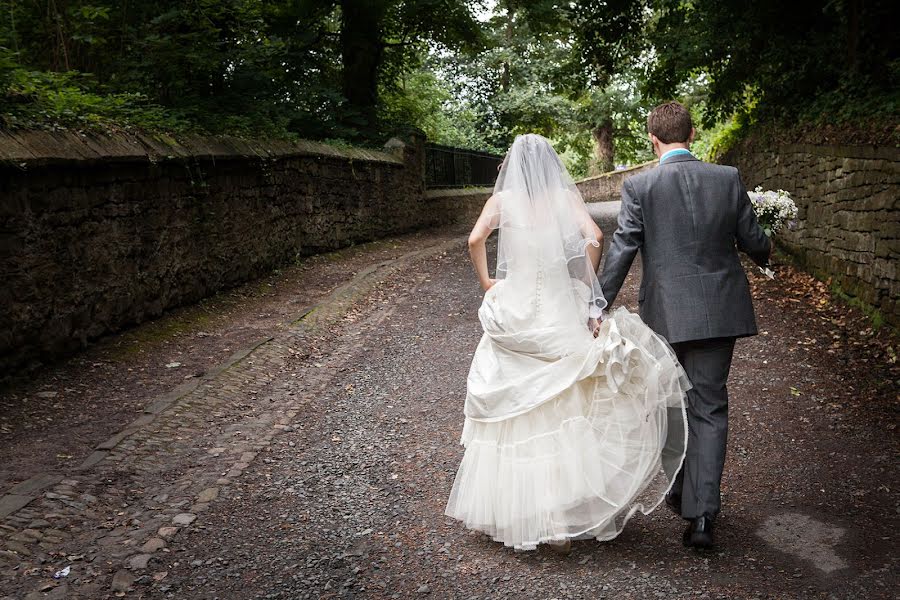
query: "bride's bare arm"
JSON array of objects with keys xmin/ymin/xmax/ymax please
[
  {"xmin": 468, "ymin": 195, "xmax": 500, "ymax": 291},
  {"xmin": 586, "ymin": 220, "xmax": 604, "ymax": 273},
  {"xmin": 570, "ymin": 191, "xmax": 604, "ymax": 272}
]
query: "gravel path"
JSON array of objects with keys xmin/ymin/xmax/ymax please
[
  {"xmin": 1, "ymin": 204, "xmax": 896, "ymax": 599},
  {"xmin": 0, "ymin": 231, "xmax": 461, "ymax": 492},
  {"xmin": 143, "ymin": 203, "xmax": 896, "ymax": 599}
]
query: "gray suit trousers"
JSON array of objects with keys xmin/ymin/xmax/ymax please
[{"xmin": 670, "ymin": 337, "xmax": 736, "ymax": 519}]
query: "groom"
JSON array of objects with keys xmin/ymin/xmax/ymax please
[{"xmin": 599, "ymin": 102, "xmax": 771, "ymax": 549}]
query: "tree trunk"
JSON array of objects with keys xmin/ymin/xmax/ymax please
[
  {"xmin": 591, "ymin": 121, "xmax": 615, "ymax": 174},
  {"xmin": 340, "ymin": 0, "xmax": 387, "ymax": 131}
]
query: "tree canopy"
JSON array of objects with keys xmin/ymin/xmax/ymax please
[
  {"xmin": 645, "ymin": 0, "xmax": 898, "ymax": 126},
  {"xmin": 0, "ymin": 0, "xmax": 484, "ymax": 139},
  {"xmin": 0, "ymin": 0, "xmax": 896, "ymax": 172}
]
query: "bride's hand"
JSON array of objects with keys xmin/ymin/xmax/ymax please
[
  {"xmin": 587, "ymin": 317, "xmax": 601, "ymax": 338},
  {"xmin": 482, "ymin": 278, "xmax": 497, "ymax": 291}
]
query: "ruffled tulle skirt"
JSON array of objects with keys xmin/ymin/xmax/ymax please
[{"xmin": 445, "ymin": 307, "xmax": 690, "ymax": 550}]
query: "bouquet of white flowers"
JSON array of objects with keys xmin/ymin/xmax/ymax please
[{"xmin": 748, "ymin": 187, "xmax": 798, "ymax": 237}]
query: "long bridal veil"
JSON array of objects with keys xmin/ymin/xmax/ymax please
[
  {"xmin": 484, "ymin": 133, "xmax": 607, "ymax": 320},
  {"xmin": 446, "ymin": 134, "xmax": 689, "ymax": 550}
]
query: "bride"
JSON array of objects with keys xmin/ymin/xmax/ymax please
[{"xmin": 445, "ymin": 134, "xmax": 690, "ymax": 551}]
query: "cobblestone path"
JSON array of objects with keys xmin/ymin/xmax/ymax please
[{"xmin": 1, "ymin": 204, "xmax": 897, "ymax": 599}]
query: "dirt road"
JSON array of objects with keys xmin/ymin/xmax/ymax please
[{"xmin": 1, "ymin": 204, "xmax": 897, "ymax": 599}]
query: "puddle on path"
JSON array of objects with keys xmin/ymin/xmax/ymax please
[{"xmin": 756, "ymin": 512, "xmax": 848, "ymax": 573}]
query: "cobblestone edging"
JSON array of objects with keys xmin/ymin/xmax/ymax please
[{"xmin": 0, "ymin": 237, "xmax": 463, "ymax": 598}]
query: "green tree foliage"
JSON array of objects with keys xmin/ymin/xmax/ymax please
[
  {"xmin": 330, "ymin": 0, "xmax": 483, "ymax": 137},
  {"xmin": 426, "ymin": 1, "xmax": 653, "ymax": 174},
  {"xmin": 555, "ymin": 0, "xmax": 898, "ymax": 160},
  {"xmin": 645, "ymin": 0, "xmax": 899, "ymax": 127},
  {"xmin": 0, "ymin": 0, "xmax": 306, "ymax": 133},
  {"xmin": 0, "ymin": 0, "xmax": 894, "ymax": 156},
  {"xmin": 0, "ymin": 0, "xmax": 483, "ymax": 140},
  {"xmin": 568, "ymin": 0, "xmax": 647, "ymax": 87},
  {"xmin": 379, "ymin": 64, "xmax": 487, "ymax": 149}
]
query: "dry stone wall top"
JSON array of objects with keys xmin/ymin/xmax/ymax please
[{"xmin": 576, "ymin": 160, "xmax": 657, "ymax": 203}]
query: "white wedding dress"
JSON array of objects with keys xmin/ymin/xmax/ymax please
[{"xmin": 445, "ymin": 134, "xmax": 690, "ymax": 550}]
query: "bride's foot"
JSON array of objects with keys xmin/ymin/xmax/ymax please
[{"xmin": 548, "ymin": 539, "xmax": 571, "ymax": 555}]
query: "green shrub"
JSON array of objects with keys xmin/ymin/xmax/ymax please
[{"xmin": 0, "ymin": 53, "xmax": 190, "ymax": 132}]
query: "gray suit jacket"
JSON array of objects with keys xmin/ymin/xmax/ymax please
[{"xmin": 599, "ymin": 154, "xmax": 771, "ymax": 344}]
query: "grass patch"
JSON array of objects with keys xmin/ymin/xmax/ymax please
[
  {"xmin": 829, "ymin": 281, "xmax": 886, "ymax": 331},
  {"xmin": 107, "ymin": 307, "xmax": 217, "ymax": 360}
]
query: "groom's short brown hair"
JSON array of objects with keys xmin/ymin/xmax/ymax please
[{"xmin": 647, "ymin": 102, "xmax": 693, "ymax": 144}]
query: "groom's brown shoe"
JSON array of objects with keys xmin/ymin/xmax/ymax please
[{"xmin": 682, "ymin": 515, "xmax": 714, "ymax": 549}]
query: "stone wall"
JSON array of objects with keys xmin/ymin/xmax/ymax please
[
  {"xmin": 720, "ymin": 140, "xmax": 899, "ymax": 326},
  {"xmin": 424, "ymin": 187, "xmax": 493, "ymax": 227},
  {"xmin": 422, "ymin": 157, "xmax": 660, "ymax": 219},
  {"xmin": 576, "ymin": 160, "xmax": 657, "ymax": 202},
  {"xmin": 0, "ymin": 129, "xmax": 474, "ymax": 372}
]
